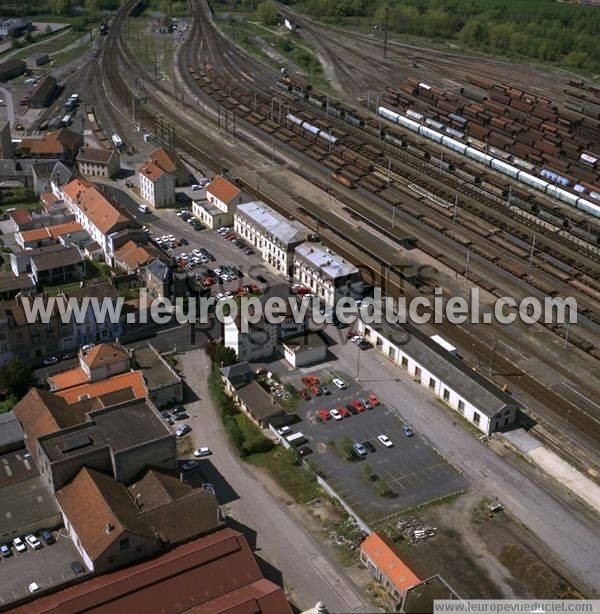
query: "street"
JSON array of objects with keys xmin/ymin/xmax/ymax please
[{"xmin": 178, "ymin": 349, "xmax": 371, "ymax": 613}]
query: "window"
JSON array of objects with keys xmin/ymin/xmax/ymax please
[
  {"xmin": 376, "ymin": 337, "xmax": 383, "ymax": 348},
  {"xmin": 458, "ymin": 400, "xmax": 465, "ymax": 413},
  {"xmin": 473, "ymin": 411, "xmax": 481, "ymax": 425},
  {"xmin": 401, "ymin": 355, "xmax": 409, "ymax": 368},
  {"xmin": 414, "ymin": 366, "xmax": 421, "ymax": 381},
  {"xmin": 389, "ymin": 347, "xmax": 396, "ymax": 360},
  {"xmin": 119, "ymin": 538, "xmax": 130, "ymax": 551},
  {"xmin": 443, "ymin": 388, "xmax": 450, "ymax": 401},
  {"xmin": 429, "ymin": 378, "xmax": 436, "ymax": 389}
]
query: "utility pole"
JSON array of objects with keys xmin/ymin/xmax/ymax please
[
  {"xmin": 392, "ymin": 206, "xmax": 396, "ymax": 229},
  {"xmin": 387, "ymin": 159, "xmax": 391, "ymax": 186},
  {"xmin": 464, "ymin": 250, "xmax": 471, "ymax": 284},
  {"xmin": 490, "ymin": 336, "xmax": 497, "ymax": 374},
  {"xmin": 154, "ymin": 48, "xmax": 157, "ymax": 82},
  {"xmin": 453, "ymin": 194, "xmax": 459, "ymax": 222},
  {"xmin": 564, "ymin": 316, "xmax": 571, "ymax": 349},
  {"xmin": 528, "ymin": 235, "xmax": 536, "ymax": 268},
  {"xmin": 383, "ymin": 6, "xmax": 389, "ymax": 59},
  {"xmin": 89, "ymin": 26, "xmax": 93, "ymax": 53}
]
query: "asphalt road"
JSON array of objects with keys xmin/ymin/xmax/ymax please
[
  {"xmin": 178, "ymin": 348, "xmax": 372, "ymax": 613},
  {"xmin": 326, "ymin": 328, "xmax": 600, "ymax": 596}
]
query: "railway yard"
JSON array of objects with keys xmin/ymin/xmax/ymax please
[{"xmin": 3, "ymin": 0, "xmax": 600, "ymax": 606}]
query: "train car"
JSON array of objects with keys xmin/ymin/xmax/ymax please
[
  {"xmin": 441, "ymin": 135, "xmax": 467, "ymax": 155},
  {"xmin": 331, "ymin": 170, "xmax": 355, "ymax": 188},
  {"xmin": 344, "ymin": 113, "xmax": 365, "ymax": 128}
]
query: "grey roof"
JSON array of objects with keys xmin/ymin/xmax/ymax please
[
  {"xmin": 236, "ymin": 201, "xmax": 310, "ymax": 247},
  {"xmin": 146, "ymin": 258, "xmax": 170, "ymax": 282},
  {"xmin": 131, "ymin": 345, "xmax": 181, "ymax": 391},
  {"xmin": 365, "ymin": 315, "xmax": 520, "ymax": 418},
  {"xmin": 282, "ymin": 332, "xmax": 326, "ymax": 352},
  {"xmin": 235, "ymin": 381, "xmax": 283, "ymax": 423},
  {"xmin": 0, "ymin": 412, "xmax": 24, "ymax": 448},
  {"xmin": 295, "ymin": 242, "xmax": 358, "ymax": 279},
  {"xmin": 0, "ymin": 274, "xmax": 35, "ymax": 294},
  {"xmin": 50, "ymin": 161, "xmax": 73, "ymax": 189},
  {"xmin": 30, "ymin": 244, "xmax": 83, "ymax": 272},
  {"xmin": 220, "ymin": 361, "xmax": 254, "ymax": 388},
  {"xmin": 39, "ymin": 398, "xmax": 171, "ymax": 463}
]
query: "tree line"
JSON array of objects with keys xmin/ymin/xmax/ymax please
[{"xmin": 297, "ymin": 0, "xmax": 600, "ymax": 72}]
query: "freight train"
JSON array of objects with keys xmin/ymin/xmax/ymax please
[{"xmin": 378, "ymin": 106, "xmax": 600, "ymax": 219}]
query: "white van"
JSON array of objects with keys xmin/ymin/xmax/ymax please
[{"xmin": 139, "ymin": 204, "xmax": 150, "ymax": 213}]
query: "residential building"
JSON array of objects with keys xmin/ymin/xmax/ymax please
[
  {"xmin": 229, "ymin": 380, "xmax": 284, "ymax": 427},
  {"xmin": 33, "ymin": 397, "xmax": 176, "ymax": 491},
  {"xmin": 282, "ymin": 332, "xmax": 327, "ymax": 367},
  {"xmin": 56, "ymin": 467, "xmax": 222, "ymax": 572},
  {"xmin": 223, "ymin": 284, "xmax": 306, "ymax": 361},
  {"xmin": 220, "ymin": 361, "xmax": 254, "ymax": 393},
  {"xmin": 130, "ymin": 344, "xmax": 183, "ymax": 408},
  {"xmin": 356, "ymin": 313, "xmax": 520, "ymax": 435},
  {"xmin": 0, "ymin": 275, "xmax": 35, "ymax": 301},
  {"xmin": 17, "ymin": 128, "xmax": 83, "ymax": 162},
  {"xmin": 147, "ymin": 146, "xmax": 189, "ymax": 185},
  {"xmin": 0, "ymin": 58, "xmax": 26, "ymax": 81},
  {"xmin": 15, "ymin": 220, "xmax": 86, "ymax": 249},
  {"xmin": 404, "ymin": 575, "xmax": 460, "ymax": 613},
  {"xmin": 7, "ymin": 203, "xmax": 73, "ymax": 233},
  {"xmin": 138, "ymin": 160, "xmax": 175, "ymax": 208},
  {"xmin": 26, "ymin": 52, "xmax": 49, "ymax": 68},
  {"xmin": 294, "ymin": 242, "xmax": 364, "ymax": 309},
  {"xmin": 49, "ymin": 160, "xmax": 73, "ymax": 197},
  {"xmin": 360, "ymin": 533, "xmax": 421, "ymax": 608},
  {"xmin": 61, "ymin": 178, "xmax": 141, "ymax": 262},
  {"xmin": 77, "ymin": 147, "xmax": 120, "ymax": 179},
  {"xmin": 14, "ymin": 527, "xmax": 290, "ymax": 613},
  {"xmin": 114, "ymin": 240, "xmax": 162, "ymax": 274},
  {"xmin": 0, "ymin": 120, "xmax": 13, "ymax": 158},
  {"xmin": 193, "ymin": 175, "xmax": 247, "ymax": 228},
  {"xmin": 145, "ymin": 258, "xmax": 187, "ymax": 301},
  {"xmin": 80, "ymin": 342, "xmax": 130, "ymax": 382},
  {"xmin": 234, "ymin": 201, "xmax": 311, "ymax": 275},
  {"xmin": 29, "ymin": 244, "xmax": 85, "ymax": 285},
  {"xmin": 23, "ymin": 75, "xmax": 59, "ymax": 109}
]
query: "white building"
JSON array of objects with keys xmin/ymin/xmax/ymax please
[
  {"xmin": 293, "ymin": 242, "xmax": 363, "ymax": 309},
  {"xmin": 356, "ymin": 316, "xmax": 519, "ymax": 435},
  {"xmin": 193, "ymin": 175, "xmax": 247, "ymax": 229},
  {"xmin": 282, "ymin": 332, "xmax": 327, "ymax": 367},
  {"xmin": 138, "ymin": 161, "xmax": 175, "ymax": 208},
  {"xmin": 223, "ymin": 285, "xmax": 306, "ymax": 361},
  {"xmin": 234, "ymin": 201, "xmax": 311, "ymax": 276}
]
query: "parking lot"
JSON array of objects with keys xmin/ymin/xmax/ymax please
[
  {"xmin": 0, "ymin": 528, "xmax": 85, "ymax": 605},
  {"xmin": 275, "ymin": 367, "xmax": 467, "ymax": 524}
]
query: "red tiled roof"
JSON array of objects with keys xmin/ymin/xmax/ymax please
[
  {"xmin": 8, "ymin": 209, "xmax": 32, "ymax": 227},
  {"xmin": 82, "ymin": 342, "xmax": 129, "ymax": 369},
  {"xmin": 48, "ymin": 221, "xmax": 83, "ymax": 238},
  {"xmin": 207, "ymin": 176, "xmax": 240, "ymax": 205},
  {"xmin": 149, "ymin": 147, "xmax": 185, "ymax": 175},
  {"xmin": 18, "ymin": 227, "xmax": 50, "ymax": 242},
  {"xmin": 55, "ymin": 371, "xmax": 146, "ymax": 404},
  {"xmin": 48, "ymin": 367, "xmax": 88, "ymax": 391},
  {"xmin": 115, "ymin": 241, "xmax": 157, "ymax": 271},
  {"xmin": 17, "ymin": 528, "xmax": 291, "ymax": 614},
  {"xmin": 361, "ymin": 533, "xmax": 421, "ymax": 592},
  {"xmin": 63, "ymin": 179, "xmax": 132, "ymax": 234},
  {"xmin": 138, "ymin": 160, "xmax": 166, "ymax": 181}
]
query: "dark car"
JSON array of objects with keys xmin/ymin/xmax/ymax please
[
  {"xmin": 297, "ymin": 446, "xmax": 313, "ymax": 457},
  {"xmin": 346, "ymin": 403, "xmax": 358, "ymax": 415},
  {"xmin": 71, "ymin": 561, "xmax": 85, "ymax": 575},
  {"xmin": 256, "ymin": 274, "xmax": 267, "ymax": 284},
  {"xmin": 301, "ymin": 391, "xmax": 311, "ymax": 401},
  {"xmin": 363, "ymin": 441, "xmax": 376, "ymax": 453},
  {"xmin": 40, "ymin": 530, "xmax": 55, "ymax": 545}
]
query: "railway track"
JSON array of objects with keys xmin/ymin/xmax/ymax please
[{"xmin": 92, "ymin": 0, "xmax": 600, "ymax": 460}]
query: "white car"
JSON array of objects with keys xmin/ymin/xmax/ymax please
[
  {"xmin": 194, "ymin": 447, "xmax": 211, "ymax": 457},
  {"xmin": 138, "ymin": 204, "xmax": 150, "ymax": 213},
  {"xmin": 329, "ymin": 409, "xmax": 342, "ymax": 421},
  {"xmin": 12, "ymin": 537, "xmax": 26, "ymax": 553},
  {"xmin": 332, "ymin": 378, "xmax": 347, "ymax": 390},
  {"xmin": 377, "ymin": 434, "xmax": 393, "ymax": 448},
  {"xmin": 192, "ymin": 249, "xmax": 201, "ymax": 257},
  {"xmin": 277, "ymin": 426, "xmax": 291, "ymax": 436},
  {"xmin": 351, "ymin": 335, "xmax": 365, "ymax": 346},
  {"xmin": 191, "ymin": 184, "xmax": 201, "ymax": 190},
  {"xmin": 28, "ymin": 583, "xmax": 40, "ymax": 594},
  {"xmin": 25, "ymin": 535, "xmax": 42, "ymax": 550},
  {"xmin": 43, "ymin": 356, "xmax": 58, "ymax": 366}
]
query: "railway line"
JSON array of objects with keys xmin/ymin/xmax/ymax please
[{"xmin": 91, "ymin": 0, "xmax": 600, "ymax": 462}]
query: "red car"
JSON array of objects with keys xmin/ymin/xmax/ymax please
[
  {"xmin": 352, "ymin": 399, "xmax": 366, "ymax": 412},
  {"xmin": 310, "ymin": 385, "xmax": 322, "ymax": 396},
  {"xmin": 368, "ymin": 394, "xmax": 381, "ymax": 406},
  {"xmin": 318, "ymin": 409, "xmax": 331, "ymax": 421},
  {"xmin": 202, "ymin": 277, "xmax": 215, "ymax": 287},
  {"xmin": 338, "ymin": 406, "xmax": 350, "ymax": 418},
  {"xmin": 301, "ymin": 391, "xmax": 311, "ymax": 401}
]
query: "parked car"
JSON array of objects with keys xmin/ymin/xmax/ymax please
[
  {"xmin": 402, "ymin": 424, "xmax": 414, "ymax": 437},
  {"xmin": 28, "ymin": 583, "xmax": 40, "ymax": 594},
  {"xmin": 301, "ymin": 391, "xmax": 311, "ymax": 401},
  {"xmin": 338, "ymin": 406, "xmax": 350, "ymax": 418},
  {"xmin": 363, "ymin": 441, "xmax": 376, "ymax": 453},
  {"xmin": 175, "ymin": 424, "xmax": 191, "ymax": 437},
  {"xmin": 12, "ymin": 537, "xmax": 26, "ymax": 553},
  {"xmin": 297, "ymin": 446, "xmax": 312, "ymax": 457},
  {"xmin": 361, "ymin": 398, "xmax": 373, "ymax": 410},
  {"xmin": 352, "ymin": 399, "xmax": 366, "ymax": 412},
  {"xmin": 332, "ymin": 377, "xmax": 346, "ymax": 390},
  {"xmin": 25, "ymin": 535, "xmax": 42, "ymax": 550},
  {"xmin": 377, "ymin": 434, "xmax": 393, "ymax": 447},
  {"xmin": 0, "ymin": 544, "xmax": 11, "ymax": 557},
  {"xmin": 329, "ymin": 409, "xmax": 342, "ymax": 421},
  {"xmin": 43, "ymin": 356, "xmax": 58, "ymax": 366},
  {"xmin": 346, "ymin": 403, "xmax": 358, "ymax": 415},
  {"xmin": 71, "ymin": 561, "xmax": 85, "ymax": 576},
  {"xmin": 181, "ymin": 460, "xmax": 198, "ymax": 471},
  {"xmin": 40, "ymin": 530, "xmax": 55, "ymax": 545},
  {"xmin": 277, "ymin": 426, "xmax": 291, "ymax": 436},
  {"xmin": 353, "ymin": 442, "xmax": 367, "ymax": 457},
  {"xmin": 318, "ymin": 409, "xmax": 331, "ymax": 421},
  {"xmin": 321, "ymin": 385, "xmax": 331, "ymax": 395},
  {"xmin": 191, "ymin": 184, "xmax": 201, "ymax": 190},
  {"xmin": 368, "ymin": 394, "xmax": 381, "ymax": 406},
  {"xmin": 193, "ymin": 447, "xmax": 211, "ymax": 457}
]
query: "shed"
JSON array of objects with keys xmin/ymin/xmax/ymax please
[{"xmin": 26, "ymin": 52, "xmax": 50, "ymax": 69}]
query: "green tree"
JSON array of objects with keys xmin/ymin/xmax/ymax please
[
  {"xmin": 0, "ymin": 359, "xmax": 33, "ymax": 398},
  {"xmin": 0, "ymin": 395, "xmax": 17, "ymax": 414},
  {"xmin": 256, "ymin": 1, "xmax": 279, "ymax": 26},
  {"xmin": 49, "ymin": 0, "xmax": 73, "ymax": 15}
]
